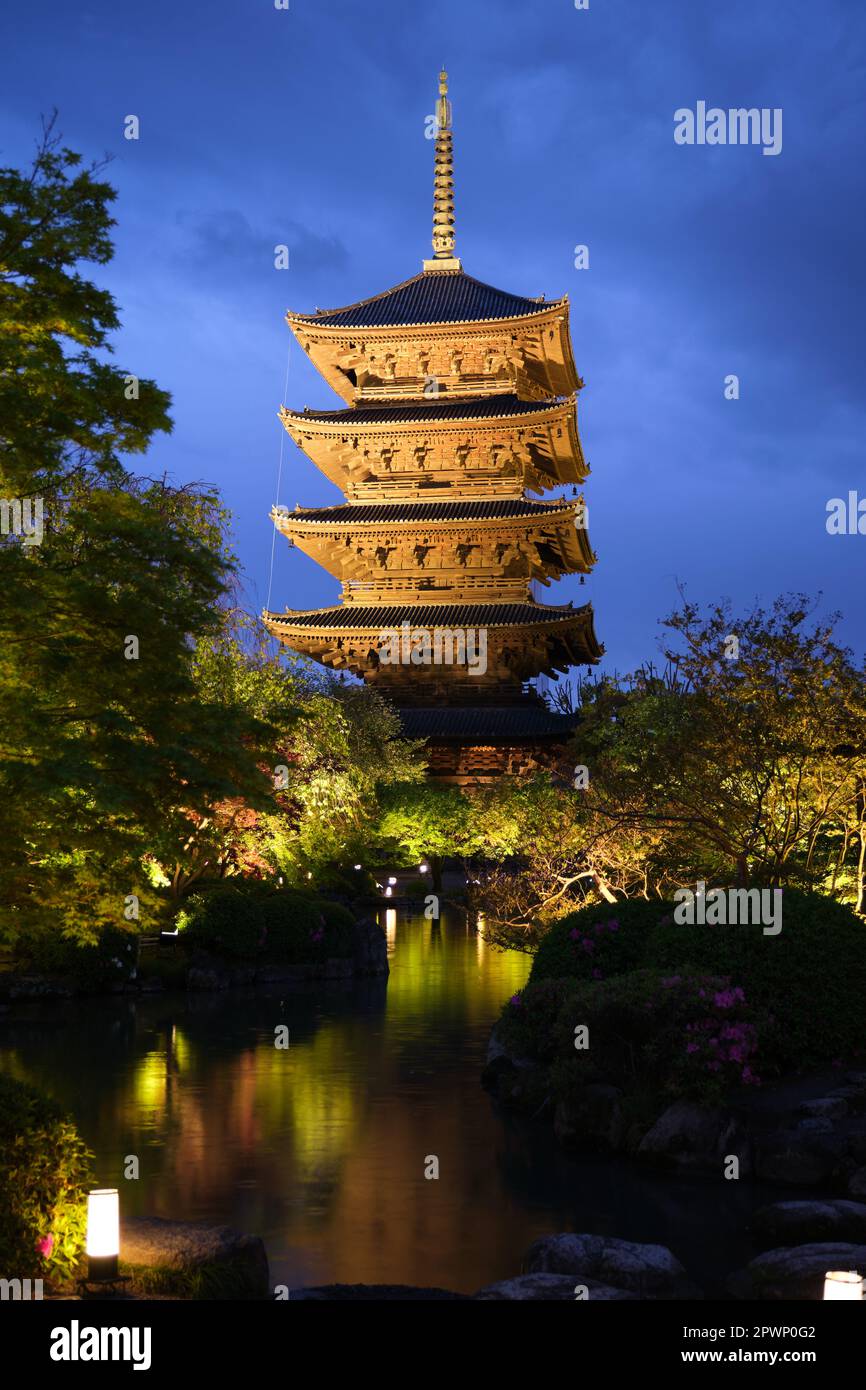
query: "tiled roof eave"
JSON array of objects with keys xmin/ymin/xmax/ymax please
[
  {"xmin": 279, "ymin": 394, "xmax": 575, "ymax": 431},
  {"xmin": 262, "ymin": 601, "xmax": 594, "ymax": 630},
  {"xmin": 287, "ymin": 304, "xmax": 567, "ymax": 333}
]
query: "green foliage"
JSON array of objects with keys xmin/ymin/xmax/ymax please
[
  {"xmin": 529, "ymin": 889, "xmax": 866, "ymax": 1072},
  {"xmin": 260, "ymin": 893, "xmax": 355, "ymax": 963},
  {"xmin": 0, "ymin": 115, "xmax": 172, "ymax": 495},
  {"xmin": 571, "ymin": 593, "xmax": 866, "ymax": 899},
  {"xmin": 530, "ymin": 900, "xmax": 675, "ymax": 985},
  {"xmin": 649, "ymin": 889, "xmax": 866, "ymax": 1069},
  {"xmin": 16, "ymin": 924, "xmax": 139, "ymax": 990},
  {"xmin": 0, "ymin": 125, "xmax": 273, "ymax": 948},
  {"xmin": 0, "ymin": 1073, "xmax": 93, "ymax": 1283},
  {"xmin": 178, "ymin": 888, "xmax": 265, "ymax": 960},
  {"xmin": 499, "ymin": 969, "xmax": 764, "ymax": 1109},
  {"xmin": 177, "ymin": 885, "xmax": 357, "ymax": 963}
]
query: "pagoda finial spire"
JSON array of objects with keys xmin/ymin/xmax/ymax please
[{"xmin": 424, "ymin": 68, "xmax": 461, "ymax": 272}]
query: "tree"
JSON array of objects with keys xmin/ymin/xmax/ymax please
[
  {"xmin": 0, "ymin": 124, "xmax": 269, "ymax": 942},
  {"xmin": 0, "ymin": 113, "xmax": 170, "ymax": 497},
  {"xmin": 575, "ymin": 593, "xmax": 866, "ymax": 895}
]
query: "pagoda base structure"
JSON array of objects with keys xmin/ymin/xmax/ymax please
[{"xmin": 397, "ymin": 699, "xmax": 578, "ymax": 784}]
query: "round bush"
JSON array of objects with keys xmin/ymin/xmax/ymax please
[
  {"xmin": 178, "ymin": 888, "xmax": 264, "ymax": 959},
  {"xmin": 647, "ymin": 888, "xmax": 866, "ymax": 1068},
  {"xmin": 529, "ymin": 888, "xmax": 866, "ymax": 1072},
  {"xmin": 501, "ymin": 968, "xmax": 765, "ymax": 1109},
  {"xmin": 530, "ymin": 900, "xmax": 675, "ymax": 986},
  {"xmin": 17, "ymin": 925, "xmax": 139, "ymax": 990},
  {"xmin": 260, "ymin": 892, "xmax": 356, "ymax": 963},
  {"xmin": 0, "ymin": 1074, "xmax": 93, "ymax": 1283}
]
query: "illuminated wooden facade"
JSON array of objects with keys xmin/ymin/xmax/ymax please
[{"xmin": 264, "ymin": 71, "xmax": 602, "ymax": 781}]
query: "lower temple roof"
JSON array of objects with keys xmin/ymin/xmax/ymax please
[
  {"xmin": 398, "ymin": 705, "xmax": 577, "ymax": 740},
  {"xmin": 263, "ymin": 601, "xmax": 592, "ymax": 629}
]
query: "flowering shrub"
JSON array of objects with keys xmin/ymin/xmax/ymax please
[
  {"xmin": 499, "ymin": 968, "xmax": 766, "ymax": 1109},
  {"xmin": 529, "ymin": 890, "xmax": 866, "ymax": 1072},
  {"xmin": 530, "ymin": 900, "xmax": 675, "ymax": 986},
  {"xmin": 0, "ymin": 1074, "xmax": 93, "ymax": 1283}
]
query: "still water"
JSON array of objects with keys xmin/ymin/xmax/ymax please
[{"xmin": 0, "ymin": 910, "xmax": 769, "ymax": 1295}]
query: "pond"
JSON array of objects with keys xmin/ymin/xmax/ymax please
[{"xmin": 0, "ymin": 908, "xmax": 772, "ymax": 1295}]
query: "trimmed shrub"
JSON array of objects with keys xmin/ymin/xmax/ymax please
[
  {"xmin": 177, "ymin": 885, "xmax": 357, "ymax": 964},
  {"xmin": 528, "ymin": 889, "xmax": 866, "ymax": 1072},
  {"xmin": 500, "ymin": 969, "xmax": 766, "ymax": 1110},
  {"xmin": 16, "ymin": 925, "xmax": 139, "ymax": 990},
  {"xmin": 260, "ymin": 892, "xmax": 356, "ymax": 963},
  {"xmin": 0, "ymin": 1074, "xmax": 93, "ymax": 1283},
  {"xmin": 530, "ymin": 899, "xmax": 675, "ymax": 985},
  {"xmin": 178, "ymin": 888, "xmax": 263, "ymax": 959},
  {"xmin": 647, "ymin": 888, "xmax": 866, "ymax": 1069}
]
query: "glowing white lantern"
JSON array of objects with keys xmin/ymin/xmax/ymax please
[
  {"xmin": 86, "ymin": 1189, "xmax": 119, "ymax": 1281},
  {"xmin": 823, "ymin": 1270, "xmax": 863, "ymax": 1300}
]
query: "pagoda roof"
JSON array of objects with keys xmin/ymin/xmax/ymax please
[
  {"xmin": 288, "ymin": 268, "xmax": 564, "ymax": 330},
  {"xmin": 287, "ymin": 394, "xmax": 571, "ymax": 427},
  {"xmin": 398, "ymin": 705, "xmax": 577, "ymax": 740},
  {"xmin": 264, "ymin": 600, "xmax": 592, "ymax": 630},
  {"xmin": 277, "ymin": 497, "xmax": 579, "ymax": 526}
]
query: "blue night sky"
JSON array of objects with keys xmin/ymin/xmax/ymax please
[{"xmin": 3, "ymin": 0, "xmax": 865, "ymax": 675}]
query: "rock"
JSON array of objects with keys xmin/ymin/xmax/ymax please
[
  {"xmin": 637, "ymin": 1101, "xmax": 750, "ymax": 1175},
  {"xmin": 751, "ymin": 1200, "xmax": 866, "ymax": 1248},
  {"xmin": 754, "ymin": 1130, "xmax": 844, "ymax": 1186},
  {"xmin": 6, "ymin": 975, "xmax": 74, "ymax": 1000},
  {"xmin": 729, "ymin": 1242, "xmax": 866, "ymax": 1300},
  {"xmin": 829, "ymin": 1086, "xmax": 866, "ymax": 1113},
  {"xmin": 522, "ymin": 1233, "xmax": 700, "ymax": 1300},
  {"xmin": 352, "ymin": 919, "xmax": 389, "ymax": 976},
  {"xmin": 473, "ymin": 1273, "xmax": 638, "ymax": 1301},
  {"xmin": 187, "ymin": 966, "xmax": 228, "ymax": 991},
  {"xmin": 797, "ymin": 1118, "xmax": 834, "ymax": 1134},
  {"xmin": 798, "ymin": 1097, "xmax": 848, "ymax": 1120},
  {"xmin": 120, "ymin": 1217, "xmax": 269, "ymax": 1299},
  {"xmin": 553, "ymin": 1085, "xmax": 626, "ymax": 1153},
  {"xmin": 848, "ymin": 1166, "xmax": 866, "ymax": 1199},
  {"xmin": 848, "ymin": 1133, "xmax": 866, "ymax": 1165},
  {"xmin": 290, "ymin": 1284, "xmax": 468, "ymax": 1300}
]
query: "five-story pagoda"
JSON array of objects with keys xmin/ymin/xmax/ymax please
[{"xmin": 264, "ymin": 72, "xmax": 602, "ymax": 781}]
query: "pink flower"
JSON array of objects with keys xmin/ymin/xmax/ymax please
[{"xmin": 37, "ymin": 1234, "xmax": 53, "ymax": 1258}]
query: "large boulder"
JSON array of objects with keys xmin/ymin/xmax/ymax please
[
  {"xmin": 637, "ymin": 1101, "xmax": 750, "ymax": 1176},
  {"xmin": 351, "ymin": 919, "xmax": 389, "ymax": 976},
  {"xmin": 729, "ymin": 1242, "xmax": 866, "ymax": 1300},
  {"xmin": 553, "ymin": 1085, "xmax": 626, "ymax": 1153},
  {"xmin": 751, "ymin": 1200, "xmax": 866, "ymax": 1248},
  {"xmin": 848, "ymin": 1167, "xmax": 866, "ymax": 1199},
  {"xmin": 753, "ymin": 1130, "xmax": 845, "ymax": 1186},
  {"xmin": 120, "ymin": 1217, "xmax": 269, "ymax": 1299},
  {"xmin": 523, "ymin": 1233, "xmax": 701, "ymax": 1300},
  {"xmin": 474, "ymin": 1273, "xmax": 638, "ymax": 1301}
]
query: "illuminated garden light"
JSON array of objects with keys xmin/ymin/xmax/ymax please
[
  {"xmin": 86, "ymin": 1189, "xmax": 120, "ymax": 1283},
  {"xmin": 823, "ymin": 1270, "xmax": 863, "ymax": 1300}
]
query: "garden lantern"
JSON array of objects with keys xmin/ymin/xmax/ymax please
[
  {"xmin": 823, "ymin": 1270, "xmax": 863, "ymax": 1300},
  {"xmin": 86, "ymin": 1189, "xmax": 120, "ymax": 1282}
]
